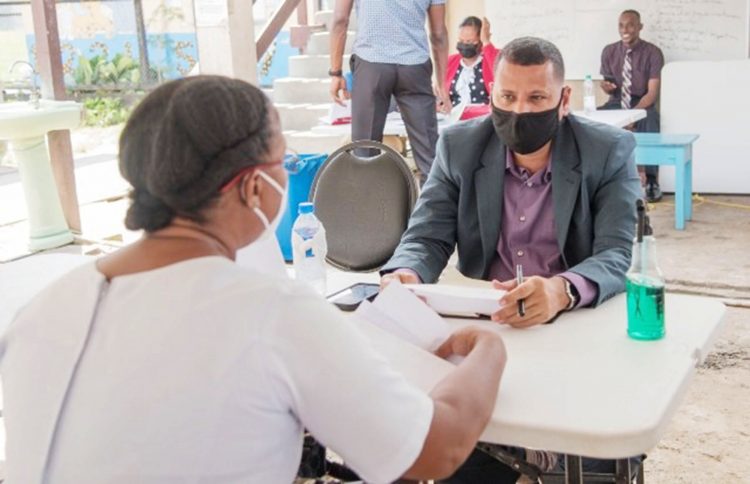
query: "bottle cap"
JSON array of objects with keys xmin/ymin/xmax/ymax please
[{"xmin": 298, "ymin": 202, "xmax": 314, "ymax": 215}]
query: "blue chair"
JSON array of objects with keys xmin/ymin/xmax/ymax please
[{"xmin": 633, "ymin": 133, "xmax": 699, "ymax": 230}]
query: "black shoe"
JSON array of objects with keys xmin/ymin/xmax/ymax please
[{"xmin": 646, "ymin": 182, "xmax": 663, "ymax": 203}]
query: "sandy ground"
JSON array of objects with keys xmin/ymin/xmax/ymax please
[{"xmin": 645, "ymin": 306, "xmax": 750, "ymax": 483}]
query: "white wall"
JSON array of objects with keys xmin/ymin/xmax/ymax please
[{"xmin": 660, "ymin": 60, "xmax": 750, "ymax": 194}]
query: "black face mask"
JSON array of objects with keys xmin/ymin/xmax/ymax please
[
  {"xmin": 491, "ymin": 91, "xmax": 564, "ymax": 154},
  {"xmin": 456, "ymin": 42, "xmax": 481, "ymax": 59}
]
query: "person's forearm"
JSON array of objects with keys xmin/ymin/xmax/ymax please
[
  {"xmin": 634, "ymin": 90, "xmax": 657, "ymax": 109},
  {"xmin": 404, "ymin": 336, "xmax": 505, "ymax": 479},
  {"xmin": 329, "ymin": 18, "xmax": 349, "ymax": 72},
  {"xmin": 432, "ymin": 336, "xmax": 505, "ymax": 434},
  {"xmin": 430, "ymin": 27, "xmax": 449, "ymax": 91}
]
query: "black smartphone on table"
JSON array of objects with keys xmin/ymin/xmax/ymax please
[{"xmin": 327, "ymin": 283, "xmax": 380, "ymax": 311}]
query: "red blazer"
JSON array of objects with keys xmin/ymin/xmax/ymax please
[{"xmin": 446, "ymin": 42, "xmax": 500, "ymax": 100}]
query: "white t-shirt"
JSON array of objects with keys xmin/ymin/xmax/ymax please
[{"xmin": 0, "ymin": 257, "xmax": 433, "ymax": 483}]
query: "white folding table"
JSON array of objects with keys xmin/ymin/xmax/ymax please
[
  {"xmin": 311, "ymin": 108, "xmax": 646, "ymax": 138},
  {"xmin": 573, "ymin": 109, "xmax": 647, "ymax": 129},
  {"xmin": 326, "ymin": 271, "xmax": 726, "ymax": 482}
]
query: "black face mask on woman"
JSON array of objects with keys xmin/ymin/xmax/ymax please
[
  {"xmin": 456, "ymin": 42, "xmax": 481, "ymax": 59},
  {"xmin": 491, "ymin": 90, "xmax": 564, "ymax": 154}
]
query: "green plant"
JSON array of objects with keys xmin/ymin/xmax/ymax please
[
  {"xmin": 101, "ymin": 53, "xmax": 140, "ymax": 85},
  {"xmin": 82, "ymin": 96, "xmax": 132, "ymax": 127},
  {"xmin": 74, "ymin": 52, "xmax": 140, "ymax": 87},
  {"xmin": 74, "ymin": 54, "xmax": 107, "ymax": 86}
]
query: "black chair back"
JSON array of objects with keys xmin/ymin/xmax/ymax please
[{"xmin": 309, "ymin": 140, "xmax": 418, "ymax": 272}]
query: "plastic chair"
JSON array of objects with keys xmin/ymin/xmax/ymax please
[{"xmin": 309, "ymin": 140, "xmax": 418, "ymax": 272}]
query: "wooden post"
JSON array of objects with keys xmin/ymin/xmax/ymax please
[
  {"xmin": 256, "ymin": 0, "xmax": 302, "ymax": 60},
  {"xmin": 297, "ymin": 0, "xmax": 308, "ymax": 26},
  {"xmin": 133, "ymin": 0, "xmax": 152, "ymax": 86},
  {"xmin": 193, "ymin": 0, "xmax": 258, "ymax": 84},
  {"xmin": 30, "ymin": 0, "xmax": 81, "ymax": 232}
]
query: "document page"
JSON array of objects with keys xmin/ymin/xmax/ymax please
[{"xmin": 404, "ymin": 284, "xmax": 506, "ymax": 317}]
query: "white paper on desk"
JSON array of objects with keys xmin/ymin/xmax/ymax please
[
  {"xmin": 404, "ymin": 284, "xmax": 505, "ymax": 317},
  {"xmin": 354, "ymin": 281, "xmax": 450, "ymax": 352}
]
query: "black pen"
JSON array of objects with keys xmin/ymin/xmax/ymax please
[{"xmin": 515, "ymin": 264, "xmax": 526, "ymax": 317}]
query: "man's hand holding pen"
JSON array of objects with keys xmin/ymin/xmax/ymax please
[{"xmin": 490, "ymin": 276, "xmax": 571, "ymax": 328}]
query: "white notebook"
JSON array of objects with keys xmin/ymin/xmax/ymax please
[{"xmin": 403, "ymin": 284, "xmax": 506, "ymax": 317}]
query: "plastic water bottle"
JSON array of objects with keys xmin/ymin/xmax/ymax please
[
  {"xmin": 583, "ymin": 75, "xmax": 596, "ymax": 114},
  {"xmin": 626, "ymin": 200, "xmax": 665, "ymax": 340},
  {"xmin": 292, "ymin": 202, "xmax": 328, "ymax": 295}
]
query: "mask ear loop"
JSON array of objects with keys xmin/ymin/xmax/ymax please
[
  {"xmin": 240, "ymin": 170, "xmax": 278, "ymax": 231},
  {"xmin": 256, "ymin": 169, "xmax": 285, "ymax": 195}
]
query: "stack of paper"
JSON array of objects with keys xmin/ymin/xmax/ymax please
[
  {"xmin": 404, "ymin": 284, "xmax": 505, "ymax": 317},
  {"xmin": 354, "ymin": 281, "xmax": 450, "ymax": 352}
]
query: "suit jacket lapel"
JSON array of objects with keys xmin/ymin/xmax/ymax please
[
  {"xmin": 474, "ymin": 132, "xmax": 505, "ymax": 276},
  {"xmin": 551, "ymin": 118, "xmax": 582, "ymax": 261}
]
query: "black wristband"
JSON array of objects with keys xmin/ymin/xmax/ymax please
[{"xmin": 328, "ymin": 68, "xmax": 343, "ymax": 77}]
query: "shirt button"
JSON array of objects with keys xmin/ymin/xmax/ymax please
[
  {"xmin": 517, "ymin": 250, "xmax": 525, "ymax": 257},
  {"xmin": 527, "ymin": 181, "xmax": 533, "ymax": 187},
  {"xmin": 520, "ymin": 215, "xmax": 526, "ymax": 222}
]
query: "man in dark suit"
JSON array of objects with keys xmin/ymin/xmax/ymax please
[{"xmin": 381, "ymin": 36, "xmax": 642, "ymax": 482}]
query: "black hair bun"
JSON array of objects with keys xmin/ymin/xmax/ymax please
[{"xmin": 125, "ymin": 189, "xmax": 176, "ymax": 232}]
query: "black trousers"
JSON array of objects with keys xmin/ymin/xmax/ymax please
[
  {"xmin": 599, "ymin": 95, "xmax": 660, "ymax": 183},
  {"xmin": 350, "ymin": 54, "xmax": 439, "ymax": 184},
  {"xmin": 438, "ymin": 448, "xmax": 640, "ymax": 484}
]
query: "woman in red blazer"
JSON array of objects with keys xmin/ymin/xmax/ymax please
[{"xmin": 446, "ymin": 17, "xmax": 500, "ymax": 117}]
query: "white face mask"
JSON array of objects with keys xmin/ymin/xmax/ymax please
[
  {"xmin": 251, "ymin": 169, "xmax": 288, "ymax": 237},
  {"xmin": 235, "ymin": 169, "xmax": 289, "ymax": 279}
]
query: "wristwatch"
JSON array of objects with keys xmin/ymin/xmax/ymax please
[
  {"xmin": 562, "ymin": 278, "xmax": 580, "ymax": 311},
  {"xmin": 328, "ymin": 68, "xmax": 343, "ymax": 77}
]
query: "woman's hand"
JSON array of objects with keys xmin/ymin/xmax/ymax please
[
  {"xmin": 435, "ymin": 326, "xmax": 506, "ymax": 360},
  {"xmin": 481, "ymin": 17, "xmax": 492, "ymax": 44}
]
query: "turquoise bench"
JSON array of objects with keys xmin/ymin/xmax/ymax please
[{"xmin": 633, "ymin": 133, "xmax": 699, "ymax": 230}]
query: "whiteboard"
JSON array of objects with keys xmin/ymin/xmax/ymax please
[{"xmin": 485, "ymin": 0, "xmax": 750, "ymax": 79}]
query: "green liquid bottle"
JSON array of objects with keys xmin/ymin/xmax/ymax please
[
  {"xmin": 626, "ymin": 275, "xmax": 665, "ymax": 340},
  {"xmin": 626, "ymin": 233, "xmax": 665, "ymax": 340}
]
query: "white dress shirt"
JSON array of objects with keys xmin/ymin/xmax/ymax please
[{"xmin": 0, "ymin": 257, "xmax": 432, "ymax": 483}]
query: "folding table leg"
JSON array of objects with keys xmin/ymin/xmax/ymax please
[
  {"xmin": 615, "ymin": 458, "xmax": 633, "ymax": 483},
  {"xmin": 674, "ymin": 159, "xmax": 686, "ymax": 230},
  {"xmin": 564, "ymin": 455, "xmax": 583, "ymax": 484},
  {"xmin": 685, "ymin": 159, "xmax": 693, "ymax": 220}
]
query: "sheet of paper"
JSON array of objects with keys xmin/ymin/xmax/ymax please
[
  {"xmin": 404, "ymin": 284, "xmax": 506, "ymax": 317},
  {"xmin": 320, "ymin": 100, "xmax": 352, "ymax": 125},
  {"xmin": 354, "ymin": 282, "xmax": 450, "ymax": 352}
]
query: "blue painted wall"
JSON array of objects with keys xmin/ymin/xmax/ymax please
[
  {"xmin": 26, "ymin": 33, "xmax": 198, "ymax": 85},
  {"xmin": 24, "ymin": 30, "xmax": 296, "ymax": 87},
  {"xmin": 258, "ymin": 30, "xmax": 299, "ymax": 88}
]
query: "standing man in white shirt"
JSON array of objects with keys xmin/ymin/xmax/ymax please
[{"xmin": 329, "ymin": 0, "xmax": 449, "ymax": 185}]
